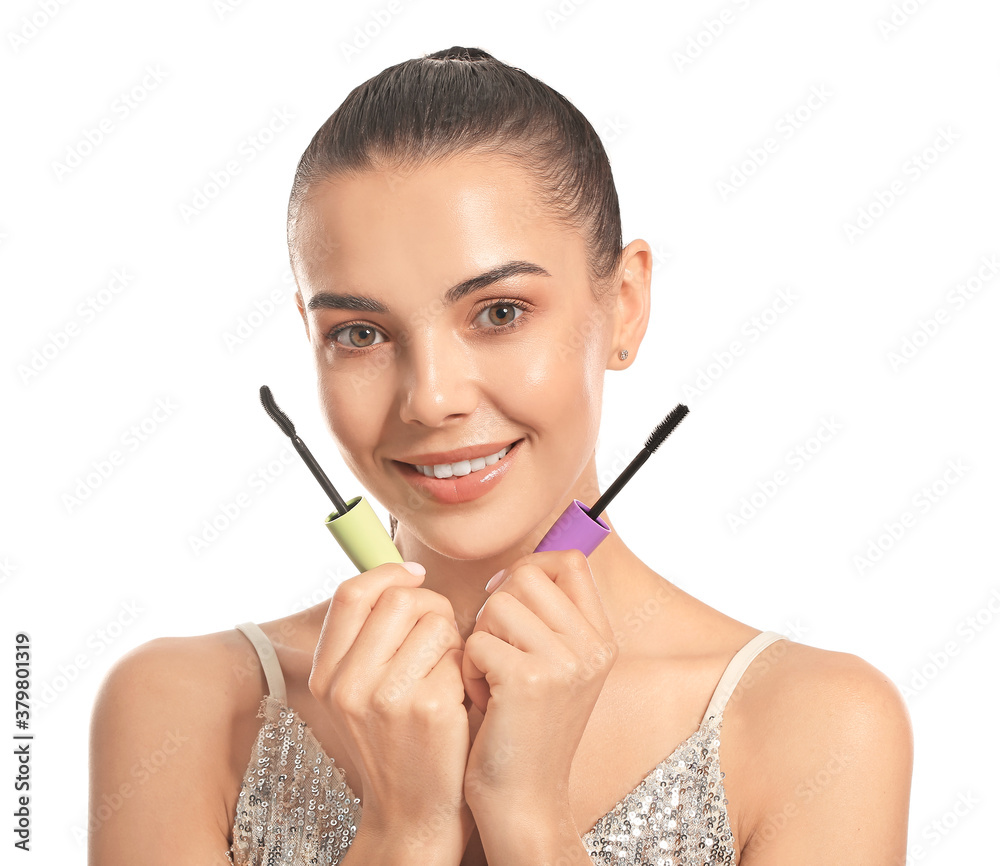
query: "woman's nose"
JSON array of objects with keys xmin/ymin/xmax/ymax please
[{"xmin": 397, "ymin": 332, "xmax": 479, "ymax": 427}]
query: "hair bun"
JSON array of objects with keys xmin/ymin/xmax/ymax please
[{"xmin": 426, "ymin": 46, "xmax": 494, "ymax": 62}]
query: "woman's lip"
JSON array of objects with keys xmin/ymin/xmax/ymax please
[
  {"xmin": 394, "ymin": 439, "xmax": 522, "ymax": 467},
  {"xmin": 394, "ymin": 438, "xmax": 524, "ymax": 505}
]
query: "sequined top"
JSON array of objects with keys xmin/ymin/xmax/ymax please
[{"xmin": 226, "ymin": 623, "xmax": 786, "ymax": 865}]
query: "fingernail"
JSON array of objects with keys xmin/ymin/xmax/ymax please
[
  {"xmin": 484, "ymin": 568, "xmax": 506, "ymax": 593},
  {"xmin": 475, "ymin": 600, "xmax": 487, "ymax": 622},
  {"xmin": 401, "ymin": 561, "xmax": 425, "ymax": 576}
]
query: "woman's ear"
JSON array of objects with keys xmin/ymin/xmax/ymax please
[{"xmin": 607, "ymin": 239, "xmax": 653, "ymax": 369}]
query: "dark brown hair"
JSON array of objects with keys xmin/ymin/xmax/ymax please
[{"xmin": 286, "ymin": 45, "xmax": 624, "ymax": 297}]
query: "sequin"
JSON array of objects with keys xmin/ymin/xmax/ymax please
[
  {"xmin": 226, "ymin": 696, "xmax": 735, "ymax": 865},
  {"xmin": 226, "ymin": 695, "xmax": 362, "ymax": 866},
  {"xmin": 226, "ymin": 627, "xmax": 787, "ymax": 864}
]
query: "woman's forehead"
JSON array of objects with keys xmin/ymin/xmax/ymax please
[{"xmin": 293, "ymin": 154, "xmax": 585, "ymax": 299}]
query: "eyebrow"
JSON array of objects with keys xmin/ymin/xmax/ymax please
[{"xmin": 306, "ymin": 260, "xmax": 551, "ymax": 313}]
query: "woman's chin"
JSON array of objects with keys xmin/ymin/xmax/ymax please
[{"xmin": 391, "ymin": 516, "xmax": 534, "ymax": 563}]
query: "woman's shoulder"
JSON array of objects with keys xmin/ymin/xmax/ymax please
[
  {"xmin": 92, "ymin": 629, "xmax": 272, "ymax": 797},
  {"xmin": 89, "ymin": 627, "xmax": 266, "ymax": 852},
  {"xmin": 97, "ymin": 627, "xmax": 263, "ymax": 711},
  {"xmin": 725, "ymin": 635, "xmax": 914, "ymax": 859},
  {"xmin": 733, "ymin": 636, "xmax": 913, "ymax": 747}
]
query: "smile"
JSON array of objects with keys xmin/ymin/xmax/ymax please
[
  {"xmin": 394, "ymin": 439, "xmax": 525, "ymax": 505},
  {"xmin": 411, "ymin": 442, "xmax": 517, "ymax": 478}
]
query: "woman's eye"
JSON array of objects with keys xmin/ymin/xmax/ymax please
[
  {"xmin": 331, "ymin": 324, "xmax": 387, "ymax": 350},
  {"xmin": 474, "ymin": 302, "xmax": 524, "ymax": 329},
  {"xmin": 328, "ymin": 301, "xmax": 527, "ymax": 353}
]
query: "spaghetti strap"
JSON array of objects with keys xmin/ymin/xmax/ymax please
[
  {"xmin": 234, "ymin": 622, "xmax": 288, "ymax": 706},
  {"xmin": 700, "ymin": 629, "xmax": 787, "ymax": 725}
]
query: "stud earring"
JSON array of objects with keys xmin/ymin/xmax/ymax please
[{"xmin": 618, "ymin": 349, "xmax": 629, "ymax": 361}]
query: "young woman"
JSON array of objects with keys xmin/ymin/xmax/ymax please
[{"xmin": 89, "ymin": 46, "xmax": 913, "ymax": 866}]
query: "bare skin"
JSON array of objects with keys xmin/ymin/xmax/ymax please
[
  {"xmin": 88, "ymin": 151, "xmax": 913, "ymax": 866},
  {"xmin": 216, "ymin": 562, "xmax": 766, "ymax": 857}
]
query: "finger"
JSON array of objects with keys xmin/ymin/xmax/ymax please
[
  {"xmin": 384, "ymin": 612, "xmax": 463, "ymax": 685},
  {"xmin": 346, "ymin": 586, "xmax": 457, "ymax": 670},
  {"xmin": 482, "ymin": 563, "xmax": 588, "ymax": 640},
  {"xmin": 422, "ymin": 646, "xmax": 467, "ymax": 708},
  {"xmin": 461, "ymin": 630, "xmax": 522, "ymax": 714},
  {"xmin": 312, "ymin": 563, "xmax": 425, "ymax": 683},
  {"xmin": 375, "ymin": 642, "xmax": 467, "ymax": 713},
  {"xmin": 490, "ymin": 549, "xmax": 614, "ymax": 640},
  {"xmin": 476, "ymin": 589, "xmax": 566, "ymax": 658}
]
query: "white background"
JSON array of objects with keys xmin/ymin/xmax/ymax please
[{"xmin": 2, "ymin": 0, "xmax": 998, "ymax": 861}]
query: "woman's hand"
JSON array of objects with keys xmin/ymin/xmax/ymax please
[
  {"xmin": 309, "ymin": 561, "xmax": 475, "ymax": 864},
  {"xmin": 460, "ymin": 549, "xmax": 620, "ymax": 819}
]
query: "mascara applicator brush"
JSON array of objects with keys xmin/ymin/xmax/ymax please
[
  {"xmin": 534, "ymin": 403, "xmax": 689, "ymax": 556},
  {"xmin": 259, "ymin": 385, "xmax": 402, "ymax": 571}
]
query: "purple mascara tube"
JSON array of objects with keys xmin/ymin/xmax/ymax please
[
  {"xmin": 534, "ymin": 499, "xmax": 611, "ymax": 556},
  {"xmin": 532, "ymin": 404, "xmax": 689, "ymax": 558}
]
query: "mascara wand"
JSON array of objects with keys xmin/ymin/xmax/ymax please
[
  {"xmin": 259, "ymin": 386, "xmax": 349, "ymax": 516},
  {"xmin": 534, "ymin": 403, "xmax": 689, "ymax": 556},
  {"xmin": 259, "ymin": 385, "xmax": 403, "ymax": 571},
  {"xmin": 587, "ymin": 403, "xmax": 689, "ymax": 522}
]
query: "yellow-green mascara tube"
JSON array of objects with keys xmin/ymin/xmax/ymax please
[{"xmin": 259, "ymin": 385, "xmax": 403, "ymax": 572}]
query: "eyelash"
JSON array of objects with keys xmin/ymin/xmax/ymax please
[{"xmin": 324, "ymin": 298, "xmax": 532, "ymax": 354}]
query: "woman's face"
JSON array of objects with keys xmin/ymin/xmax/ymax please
[{"xmin": 292, "ymin": 151, "xmax": 618, "ymax": 560}]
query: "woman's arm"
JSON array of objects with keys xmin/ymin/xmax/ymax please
[
  {"xmin": 737, "ymin": 650, "xmax": 914, "ymax": 865},
  {"xmin": 87, "ymin": 638, "xmax": 238, "ymax": 865}
]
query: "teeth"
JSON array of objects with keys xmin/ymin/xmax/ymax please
[{"xmin": 416, "ymin": 443, "xmax": 514, "ymax": 478}]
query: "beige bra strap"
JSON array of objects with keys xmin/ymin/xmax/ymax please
[
  {"xmin": 700, "ymin": 630, "xmax": 787, "ymax": 725},
  {"xmin": 234, "ymin": 622, "xmax": 287, "ymax": 705}
]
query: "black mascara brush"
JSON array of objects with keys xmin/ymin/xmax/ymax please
[
  {"xmin": 587, "ymin": 403, "xmax": 689, "ymax": 522},
  {"xmin": 259, "ymin": 385, "xmax": 403, "ymax": 571},
  {"xmin": 533, "ymin": 404, "xmax": 689, "ymax": 555},
  {"xmin": 259, "ymin": 385, "xmax": 349, "ymax": 516}
]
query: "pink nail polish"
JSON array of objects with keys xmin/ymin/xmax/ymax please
[{"xmin": 484, "ymin": 568, "xmax": 505, "ymax": 593}]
